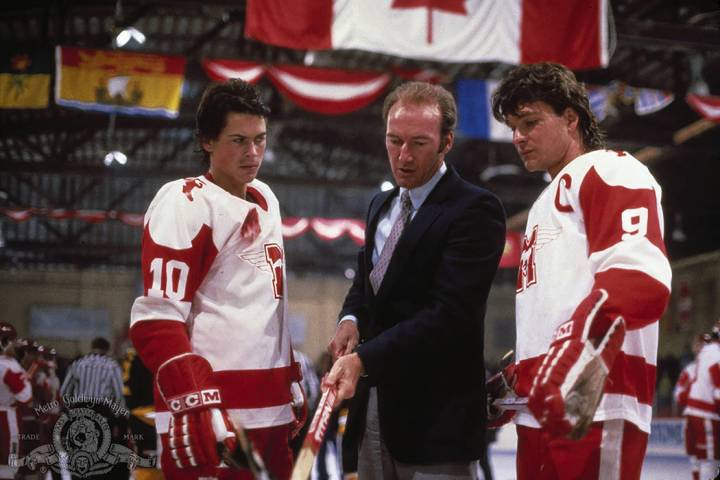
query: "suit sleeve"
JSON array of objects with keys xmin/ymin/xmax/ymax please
[
  {"xmin": 355, "ymin": 192, "xmax": 506, "ymax": 382},
  {"xmin": 573, "ymin": 156, "xmax": 671, "ymax": 335}
]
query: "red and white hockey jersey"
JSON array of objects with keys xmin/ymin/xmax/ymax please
[
  {"xmin": 674, "ymin": 361, "xmax": 697, "ymax": 411},
  {"xmin": 0, "ymin": 355, "xmax": 31, "ymax": 477},
  {"xmin": 684, "ymin": 342, "xmax": 720, "ymax": 420},
  {"xmin": 0, "ymin": 355, "xmax": 31, "ymax": 408},
  {"xmin": 130, "ymin": 174, "xmax": 296, "ymax": 433},
  {"xmin": 514, "ymin": 149, "xmax": 671, "ymax": 433}
]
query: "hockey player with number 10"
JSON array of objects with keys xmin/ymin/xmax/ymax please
[
  {"xmin": 489, "ymin": 63, "xmax": 671, "ymax": 480},
  {"xmin": 130, "ymin": 79, "xmax": 305, "ymax": 480}
]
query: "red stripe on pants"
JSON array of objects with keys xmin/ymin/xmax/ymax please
[
  {"xmin": 517, "ymin": 420, "xmax": 647, "ymax": 480},
  {"xmin": 685, "ymin": 415, "xmax": 720, "ymax": 460}
]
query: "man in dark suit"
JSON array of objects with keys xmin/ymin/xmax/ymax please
[{"xmin": 326, "ymin": 81, "xmax": 506, "ymax": 478}]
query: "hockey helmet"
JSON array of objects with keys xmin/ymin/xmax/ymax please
[{"xmin": 0, "ymin": 322, "xmax": 17, "ymax": 352}]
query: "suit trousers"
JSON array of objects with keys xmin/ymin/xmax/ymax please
[{"xmin": 358, "ymin": 387, "xmax": 477, "ymax": 480}]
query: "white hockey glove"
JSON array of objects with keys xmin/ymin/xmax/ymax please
[
  {"xmin": 528, "ymin": 289, "xmax": 626, "ymax": 439},
  {"xmin": 156, "ymin": 353, "xmax": 236, "ymax": 469}
]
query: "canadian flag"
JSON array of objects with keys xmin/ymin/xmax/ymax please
[{"xmin": 245, "ymin": 0, "xmax": 610, "ymax": 70}]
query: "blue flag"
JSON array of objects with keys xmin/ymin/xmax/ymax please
[{"xmin": 456, "ymin": 78, "xmax": 512, "ymax": 142}]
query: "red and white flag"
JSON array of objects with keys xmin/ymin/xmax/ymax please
[{"xmin": 245, "ymin": 0, "xmax": 610, "ymax": 70}]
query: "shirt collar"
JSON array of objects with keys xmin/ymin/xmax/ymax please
[{"xmin": 399, "ymin": 162, "xmax": 447, "ymax": 211}]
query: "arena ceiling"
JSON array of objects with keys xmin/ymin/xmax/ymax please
[{"xmin": 0, "ymin": 0, "xmax": 719, "ymax": 272}]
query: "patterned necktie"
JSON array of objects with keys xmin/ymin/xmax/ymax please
[{"xmin": 369, "ymin": 190, "xmax": 413, "ymax": 294}]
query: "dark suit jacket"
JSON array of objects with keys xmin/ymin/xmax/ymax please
[{"xmin": 340, "ymin": 166, "xmax": 506, "ymax": 465}]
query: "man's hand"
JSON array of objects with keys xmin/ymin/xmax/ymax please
[
  {"xmin": 323, "ymin": 353, "xmax": 363, "ymax": 404},
  {"xmin": 528, "ymin": 289, "xmax": 626, "ymax": 439},
  {"xmin": 156, "ymin": 353, "xmax": 235, "ymax": 469},
  {"xmin": 328, "ymin": 320, "xmax": 360, "ymax": 361}
]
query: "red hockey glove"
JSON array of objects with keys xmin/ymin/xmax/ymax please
[
  {"xmin": 290, "ymin": 381, "xmax": 308, "ymax": 439},
  {"xmin": 709, "ymin": 364, "xmax": 720, "ymax": 414},
  {"xmin": 156, "ymin": 353, "xmax": 236, "ymax": 469},
  {"xmin": 676, "ymin": 390, "xmax": 689, "ymax": 412},
  {"xmin": 486, "ymin": 363, "xmax": 518, "ymax": 428},
  {"xmin": 528, "ymin": 289, "xmax": 626, "ymax": 439}
]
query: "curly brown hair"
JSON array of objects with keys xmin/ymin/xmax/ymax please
[{"xmin": 491, "ymin": 62, "xmax": 605, "ymax": 151}]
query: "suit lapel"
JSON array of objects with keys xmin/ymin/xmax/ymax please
[{"xmin": 375, "ymin": 168, "xmax": 460, "ymax": 300}]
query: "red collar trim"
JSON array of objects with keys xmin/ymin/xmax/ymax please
[{"xmin": 246, "ymin": 185, "xmax": 268, "ymax": 211}]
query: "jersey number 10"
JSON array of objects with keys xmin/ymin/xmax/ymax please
[{"xmin": 148, "ymin": 258, "xmax": 189, "ymax": 300}]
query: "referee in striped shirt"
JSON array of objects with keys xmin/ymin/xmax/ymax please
[
  {"xmin": 60, "ymin": 337, "xmax": 125, "ymax": 408},
  {"xmin": 60, "ymin": 337, "xmax": 129, "ymax": 479}
]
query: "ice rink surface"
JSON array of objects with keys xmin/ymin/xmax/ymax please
[
  {"xmin": 484, "ymin": 419, "xmax": 698, "ymax": 480},
  {"xmin": 487, "ymin": 449, "xmax": 693, "ymax": 480}
]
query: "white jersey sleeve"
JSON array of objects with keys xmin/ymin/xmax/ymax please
[{"xmin": 0, "ymin": 356, "xmax": 32, "ymax": 406}]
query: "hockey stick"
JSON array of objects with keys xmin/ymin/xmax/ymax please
[
  {"xmin": 220, "ymin": 418, "xmax": 275, "ymax": 480},
  {"xmin": 290, "ymin": 387, "xmax": 338, "ymax": 480}
]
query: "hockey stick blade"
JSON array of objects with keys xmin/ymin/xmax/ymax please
[
  {"xmin": 492, "ymin": 395, "xmax": 528, "ymax": 411},
  {"xmin": 220, "ymin": 419, "xmax": 275, "ymax": 480},
  {"xmin": 290, "ymin": 387, "xmax": 338, "ymax": 480}
]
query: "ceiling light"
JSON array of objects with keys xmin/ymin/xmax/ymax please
[
  {"xmin": 688, "ymin": 53, "xmax": 709, "ymax": 96},
  {"xmin": 104, "ymin": 151, "xmax": 127, "ymax": 166},
  {"xmin": 380, "ymin": 181, "xmax": 394, "ymax": 192},
  {"xmin": 672, "ymin": 213, "xmax": 687, "ymax": 243},
  {"xmin": 115, "ymin": 27, "xmax": 146, "ymax": 48},
  {"xmin": 304, "ymin": 51, "xmax": 316, "ymax": 66}
]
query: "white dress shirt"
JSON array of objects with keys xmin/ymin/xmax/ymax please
[{"xmin": 341, "ymin": 162, "xmax": 447, "ymax": 324}]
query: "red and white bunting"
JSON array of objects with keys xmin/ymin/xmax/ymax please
[
  {"xmin": 201, "ymin": 59, "xmax": 265, "ymax": 84},
  {"xmin": 202, "ymin": 59, "xmax": 391, "ymax": 115},
  {"xmin": 686, "ymin": 94, "xmax": 720, "ymax": 123},
  {"xmin": 0, "ymin": 208, "xmax": 519, "ymax": 267},
  {"xmin": 282, "ymin": 217, "xmax": 311, "ymax": 238},
  {"xmin": 310, "ymin": 218, "xmax": 365, "ymax": 245},
  {"xmin": 267, "ymin": 65, "xmax": 391, "ymax": 114}
]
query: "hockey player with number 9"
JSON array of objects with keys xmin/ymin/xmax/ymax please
[
  {"xmin": 130, "ymin": 79, "xmax": 305, "ymax": 480},
  {"xmin": 489, "ymin": 63, "xmax": 671, "ymax": 480}
]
